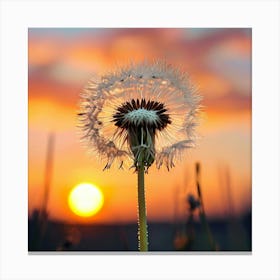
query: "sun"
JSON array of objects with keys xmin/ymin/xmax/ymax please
[{"xmin": 68, "ymin": 183, "xmax": 104, "ymax": 217}]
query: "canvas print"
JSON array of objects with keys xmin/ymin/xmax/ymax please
[{"xmin": 28, "ymin": 28, "xmax": 251, "ymax": 252}]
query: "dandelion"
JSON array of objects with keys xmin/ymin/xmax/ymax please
[{"xmin": 78, "ymin": 61, "xmax": 201, "ymax": 251}]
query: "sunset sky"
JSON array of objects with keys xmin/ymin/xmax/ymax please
[{"xmin": 28, "ymin": 28, "xmax": 251, "ymax": 224}]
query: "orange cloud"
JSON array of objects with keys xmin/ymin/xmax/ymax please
[
  {"xmin": 28, "ymin": 37, "xmax": 64, "ymax": 66},
  {"xmin": 191, "ymin": 72, "xmax": 232, "ymax": 98}
]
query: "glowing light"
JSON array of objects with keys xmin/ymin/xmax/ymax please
[{"xmin": 68, "ymin": 183, "xmax": 104, "ymax": 217}]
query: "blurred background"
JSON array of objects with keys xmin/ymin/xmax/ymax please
[{"xmin": 28, "ymin": 28, "xmax": 251, "ymax": 251}]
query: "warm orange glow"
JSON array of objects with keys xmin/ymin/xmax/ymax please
[
  {"xmin": 28, "ymin": 29, "xmax": 252, "ymax": 223},
  {"xmin": 68, "ymin": 183, "xmax": 104, "ymax": 217}
]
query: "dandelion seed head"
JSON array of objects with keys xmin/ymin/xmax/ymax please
[
  {"xmin": 78, "ymin": 61, "xmax": 201, "ymax": 170},
  {"xmin": 124, "ymin": 108, "xmax": 159, "ymax": 125},
  {"xmin": 113, "ymin": 98, "xmax": 171, "ymax": 130}
]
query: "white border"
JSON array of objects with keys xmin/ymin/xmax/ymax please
[{"xmin": 1, "ymin": 0, "xmax": 279, "ymax": 279}]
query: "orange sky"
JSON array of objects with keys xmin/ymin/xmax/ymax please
[{"xmin": 28, "ymin": 28, "xmax": 251, "ymax": 224}]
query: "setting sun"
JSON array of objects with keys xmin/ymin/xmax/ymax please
[{"xmin": 68, "ymin": 183, "xmax": 104, "ymax": 217}]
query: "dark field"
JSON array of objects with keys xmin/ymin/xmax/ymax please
[{"xmin": 29, "ymin": 211, "xmax": 251, "ymax": 252}]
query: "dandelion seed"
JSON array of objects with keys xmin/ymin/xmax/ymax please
[{"xmin": 78, "ymin": 61, "xmax": 201, "ymax": 171}]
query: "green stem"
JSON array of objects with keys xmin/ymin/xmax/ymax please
[
  {"xmin": 199, "ymin": 210, "xmax": 216, "ymax": 251},
  {"xmin": 137, "ymin": 163, "xmax": 148, "ymax": 251},
  {"xmin": 196, "ymin": 162, "xmax": 216, "ymax": 250}
]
